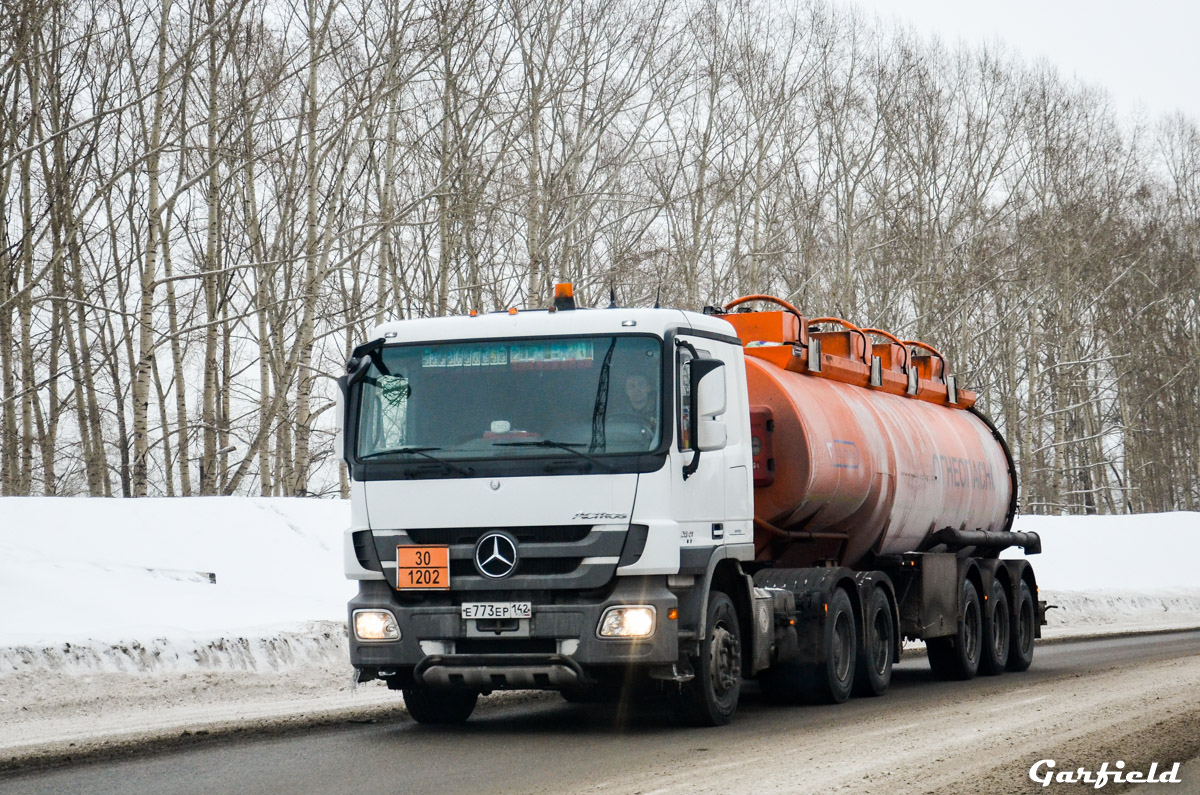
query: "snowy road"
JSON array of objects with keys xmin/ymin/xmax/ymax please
[{"xmin": 4, "ymin": 630, "xmax": 1199, "ymax": 794}]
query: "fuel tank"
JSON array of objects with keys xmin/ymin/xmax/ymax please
[{"xmin": 718, "ymin": 299, "xmax": 1016, "ymax": 569}]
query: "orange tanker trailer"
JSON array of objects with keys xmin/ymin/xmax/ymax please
[{"xmin": 713, "ymin": 295, "xmax": 1043, "ymax": 697}]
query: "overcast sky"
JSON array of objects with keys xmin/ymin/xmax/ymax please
[{"xmin": 838, "ymin": 0, "xmax": 1200, "ymax": 123}]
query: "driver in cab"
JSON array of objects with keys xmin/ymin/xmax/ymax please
[{"xmin": 619, "ymin": 373, "xmax": 659, "ymax": 446}]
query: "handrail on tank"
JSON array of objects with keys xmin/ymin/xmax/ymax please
[
  {"xmin": 807, "ymin": 317, "xmax": 870, "ymax": 366},
  {"xmin": 722, "ymin": 294, "xmax": 804, "ymax": 320},
  {"xmin": 902, "ymin": 339, "xmax": 947, "ymax": 379},
  {"xmin": 861, "ymin": 327, "xmax": 910, "ymax": 372}
]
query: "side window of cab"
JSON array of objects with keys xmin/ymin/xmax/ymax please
[{"xmin": 676, "ymin": 344, "xmax": 710, "ymax": 451}]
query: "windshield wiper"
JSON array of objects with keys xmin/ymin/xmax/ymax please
[
  {"xmin": 493, "ymin": 440, "xmax": 612, "ymax": 471},
  {"xmin": 359, "ymin": 446, "xmax": 474, "ymax": 477}
]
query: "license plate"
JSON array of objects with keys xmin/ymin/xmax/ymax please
[
  {"xmin": 396, "ymin": 545, "xmax": 449, "ymax": 590},
  {"xmin": 461, "ymin": 602, "xmax": 532, "ymax": 620}
]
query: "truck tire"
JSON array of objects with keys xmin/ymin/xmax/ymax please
[
  {"xmin": 813, "ymin": 587, "xmax": 857, "ymax": 704},
  {"xmin": 674, "ymin": 591, "xmax": 742, "ymax": 726},
  {"xmin": 402, "ymin": 688, "xmax": 478, "ymax": 725},
  {"xmin": 926, "ymin": 578, "xmax": 982, "ymax": 680},
  {"xmin": 1007, "ymin": 579, "xmax": 1036, "ymax": 672},
  {"xmin": 979, "ymin": 577, "xmax": 1011, "ymax": 676},
  {"xmin": 853, "ymin": 586, "xmax": 894, "ymax": 697},
  {"xmin": 761, "ymin": 587, "xmax": 859, "ymax": 705}
]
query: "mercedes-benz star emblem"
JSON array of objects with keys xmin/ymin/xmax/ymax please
[{"xmin": 473, "ymin": 532, "xmax": 519, "ymax": 579}]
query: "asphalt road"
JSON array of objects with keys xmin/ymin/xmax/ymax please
[{"xmin": 4, "ymin": 631, "xmax": 1200, "ymax": 795}]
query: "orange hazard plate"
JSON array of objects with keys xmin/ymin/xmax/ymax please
[{"xmin": 396, "ymin": 545, "xmax": 450, "ymax": 590}]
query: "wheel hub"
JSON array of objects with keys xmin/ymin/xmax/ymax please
[{"xmin": 710, "ymin": 622, "xmax": 741, "ymax": 695}]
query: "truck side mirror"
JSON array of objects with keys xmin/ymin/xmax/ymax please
[
  {"xmin": 693, "ymin": 359, "xmax": 727, "ymax": 419},
  {"xmin": 684, "ymin": 358, "xmax": 727, "ymax": 477},
  {"xmin": 692, "ymin": 359, "xmax": 726, "ymax": 453},
  {"xmin": 335, "ymin": 386, "xmax": 346, "ymax": 463},
  {"xmin": 338, "ymin": 337, "xmax": 385, "ymax": 464}
]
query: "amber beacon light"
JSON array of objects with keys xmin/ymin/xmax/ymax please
[{"xmin": 553, "ymin": 282, "xmax": 576, "ymax": 311}]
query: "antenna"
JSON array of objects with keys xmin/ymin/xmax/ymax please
[
  {"xmin": 608, "ymin": 285, "xmax": 617, "ymax": 308},
  {"xmin": 653, "ymin": 287, "xmax": 661, "ymax": 309}
]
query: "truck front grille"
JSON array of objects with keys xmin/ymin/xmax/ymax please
[
  {"xmin": 449, "ymin": 558, "xmax": 578, "ymax": 578},
  {"xmin": 375, "ymin": 525, "xmax": 628, "ymax": 591},
  {"xmin": 406, "ymin": 525, "xmax": 591, "ymax": 545}
]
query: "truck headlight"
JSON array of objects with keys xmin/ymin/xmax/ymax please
[
  {"xmin": 598, "ymin": 606, "xmax": 656, "ymax": 638},
  {"xmin": 354, "ymin": 610, "xmax": 400, "ymax": 641}
]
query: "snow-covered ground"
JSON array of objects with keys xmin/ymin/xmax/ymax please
[
  {"xmin": 1004, "ymin": 511, "xmax": 1200, "ymax": 637},
  {"xmin": 0, "ymin": 498, "xmax": 1197, "ymax": 765}
]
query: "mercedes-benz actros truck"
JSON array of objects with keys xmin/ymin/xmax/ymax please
[{"xmin": 340, "ymin": 287, "xmax": 1044, "ymax": 726}]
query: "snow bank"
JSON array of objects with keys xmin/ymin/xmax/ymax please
[
  {"xmin": 0, "ymin": 498, "xmax": 1197, "ymax": 677},
  {"xmin": 0, "ymin": 497, "xmax": 352, "ymax": 675},
  {"xmin": 0, "ymin": 622, "xmax": 349, "ymax": 677},
  {"xmin": 1008, "ymin": 512, "xmax": 1199, "ymax": 592}
]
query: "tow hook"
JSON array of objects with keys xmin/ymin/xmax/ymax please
[{"xmin": 649, "ymin": 658, "xmax": 695, "ymax": 683}]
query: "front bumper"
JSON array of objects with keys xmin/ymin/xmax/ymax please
[{"xmin": 348, "ymin": 577, "xmax": 678, "ymax": 689}]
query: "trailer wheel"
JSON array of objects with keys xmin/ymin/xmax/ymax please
[
  {"xmin": 674, "ymin": 591, "xmax": 742, "ymax": 726},
  {"xmin": 1007, "ymin": 580, "xmax": 1036, "ymax": 672},
  {"xmin": 402, "ymin": 688, "xmax": 478, "ymax": 725},
  {"xmin": 979, "ymin": 578, "xmax": 1011, "ymax": 676},
  {"xmin": 853, "ymin": 586, "xmax": 894, "ymax": 697},
  {"xmin": 816, "ymin": 587, "xmax": 857, "ymax": 704},
  {"xmin": 927, "ymin": 578, "xmax": 982, "ymax": 680}
]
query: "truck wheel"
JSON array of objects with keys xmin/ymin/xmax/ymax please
[
  {"xmin": 402, "ymin": 688, "xmax": 478, "ymax": 725},
  {"xmin": 926, "ymin": 578, "xmax": 982, "ymax": 680},
  {"xmin": 979, "ymin": 578, "xmax": 1011, "ymax": 676},
  {"xmin": 759, "ymin": 588, "xmax": 856, "ymax": 705},
  {"xmin": 853, "ymin": 586, "xmax": 894, "ymax": 697},
  {"xmin": 674, "ymin": 591, "xmax": 742, "ymax": 726},
  {"xmin": 1007, "ymin": 580, "xmax": 1036, "ymax": 672},
  {"xmin": 813, "ymin": 587, "xmax": 857, "ymax": 704}
]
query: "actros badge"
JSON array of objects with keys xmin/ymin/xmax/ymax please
[{"xmin": 474, "ymin": 531, "xmax": 519, "ymax": 579}]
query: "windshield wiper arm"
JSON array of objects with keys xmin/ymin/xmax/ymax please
[
  {"xmin": 359, "ymin": 446, "xmax": 474, "ymax": 477},
  {"xmin": 493, "ymin": 440, "xmax": 612, "ymax": 471}
]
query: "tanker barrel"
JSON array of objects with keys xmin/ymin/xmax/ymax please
[{"xmin": 931, "ymin": 528, "xmax": 1041, "ymax": 555}]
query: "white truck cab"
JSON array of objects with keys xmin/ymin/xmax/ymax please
[{"xmin": 341, "ymin": 297, "xmax": 755, "ymax": 724}]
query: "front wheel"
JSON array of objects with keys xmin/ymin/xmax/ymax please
[
  {"xmin": 674, "ymin": 591, "xmax": 742, "ymax": 726},
  {"xmin": 402, "ymin": 688, "xmax": 478, "ymax": 725}
]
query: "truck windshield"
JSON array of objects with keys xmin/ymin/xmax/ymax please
[{"xmin": 355, "ymin": 335, "xmax": 663, "ymax": 461}]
